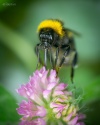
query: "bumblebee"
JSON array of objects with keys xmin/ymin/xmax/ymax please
[{"xmin": 35, "ymin": 19, "xmax": 78, "ymax": 83}]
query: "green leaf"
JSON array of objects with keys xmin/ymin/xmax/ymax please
[{"xmin": 0, "ymin": 85, "xmax": 20, "ymax": 125}]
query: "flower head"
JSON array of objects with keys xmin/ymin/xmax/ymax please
[{"xmin": 17, "ymin": 67, "xmax": 86, "ymax": 125}]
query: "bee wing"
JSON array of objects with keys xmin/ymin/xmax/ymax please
[{"xmin": 65, "ymin": 28, "xmax": 81, "ymax": 37}]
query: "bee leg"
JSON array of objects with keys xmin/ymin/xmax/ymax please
[
  {"xmin": 44, "ymin": 48, "xmax": 48, "ymax": 68},
  {"xmin": 55, "ymin": 47, "xmax": 59, "ymax": 72},
  {"xmin": 49, "ymin": 48, "xmax": 55, "ymax": 69},
  {"xmin": 71, "ymin": 67, "xmax": 74, "ymax": 83},
  {"xmin": 58, "ymin": 45, "xmax": 70, "ymax": 72},
  {"xmin": 43, "ymin": 42, "xmax": 52, "ymax": 69},
  {"xmin": 55, "ymin": 47, "xmax": 59, "ymax": 66},
  {"xmin": 71, "ymin": 51, "xmax": 78, "ymax": 83},
  {"xmin": 35, "ymin": 44, "xmax": 41, "ymax": 69}
]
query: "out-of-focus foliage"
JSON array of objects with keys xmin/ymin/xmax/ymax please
[
  {"xmin": 0, "ymin": 0, "xmax": 100, "ymax": 125},
  {"xmin": 0, "ymin": 85, "xmax": 20, "ymax": 125}
]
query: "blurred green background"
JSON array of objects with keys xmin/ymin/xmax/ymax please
[{"xmin": 0, "ymin": 0, "xmax": 100, "ymax": 125}]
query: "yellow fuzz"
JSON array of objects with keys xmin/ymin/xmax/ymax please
[{"xmin": 37, "ymin": 20, "xmax": 65, "ymax": 37}]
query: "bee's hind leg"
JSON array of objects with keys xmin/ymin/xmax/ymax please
[{"xmin": 71, "ymin": 51, "xmax": 78, "ymax": 83}]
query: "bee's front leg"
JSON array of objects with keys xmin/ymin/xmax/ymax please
[
  {"xmin": 35, "ymin": 44, "xmax": 43, "ymax": 69},
  {"xmin": 44, "ymin": 48, "xmax": 48, "ymax": 68},
  {"xmin": 54, "ymin": 47, "xmax": 60, "ymax": 73}
]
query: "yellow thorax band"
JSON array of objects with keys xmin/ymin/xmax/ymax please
[{"xmin": 37, "ymin": 20, "xmax": 64, "ymax": 37}]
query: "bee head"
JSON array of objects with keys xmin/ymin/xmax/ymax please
[
  {"xmin": 37, "ymin": 19, "xmax": 65, "ymax": 44},
  {"xmin": 39, "ymin": 28, "xmax": 59, "ymax": 43}
]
